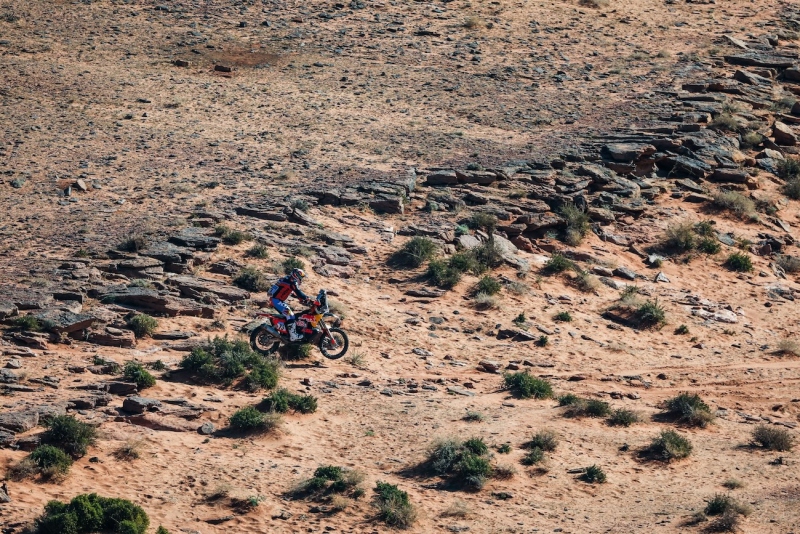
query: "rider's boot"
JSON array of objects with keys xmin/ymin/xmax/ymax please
[{"xmin": 287, "ymin": 320, "xmax": 302, "ymax": 342}]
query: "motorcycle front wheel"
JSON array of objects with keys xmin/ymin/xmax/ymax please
[
  {"xmin": 318, "ymin": 327, "xmax": 349, "ymax": 359},
  {"xmin": 250, "ymin": 326, "xmax": 281, "ymax": 356}
]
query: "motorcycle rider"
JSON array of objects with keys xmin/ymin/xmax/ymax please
[{"xmin": 267, "ymin": 268, "xmax": 309, "ymax": 342}]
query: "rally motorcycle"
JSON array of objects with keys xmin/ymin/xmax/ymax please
[{"xmin": 249, "ymin": 289, "xmax": 349, "ymax": 359}]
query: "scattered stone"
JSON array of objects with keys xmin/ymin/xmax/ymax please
[
  {"xmin": 447, "ymin": 386, "xmax": 475, "ymax": 397},
  {"xmin": 122, "ymin": 396, "xmax": 163, "ymax": 414},
  {"xmin": 0, "ymin": 411, "xmax": 39, "ymax": 433},
  {"xmin": 198, "ymin": 422, "xmax": 215, "ymax": 435}
]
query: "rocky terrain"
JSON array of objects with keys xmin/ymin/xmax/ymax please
[{"xmin": 1, "ymin": 0, "xmax": 800, "ymax": 533}]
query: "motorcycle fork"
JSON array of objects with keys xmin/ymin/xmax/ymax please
[{"xmin": 320, "ymin": 321, "xmax": 339, "ymax": 348}]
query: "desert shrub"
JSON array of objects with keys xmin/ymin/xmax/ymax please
[
  {"xmin": 156, "ymin": 528, "xmax": 171, "ymax": 534},
  {"xmin": 712, "ymin": 191, "xmax": 756, "ymax": 219},
  {"xmin": 284, "ymin": 343, "xmax": 314, "ymax": 361},
  {"xmin": 214, "ymin": 225, "xmax": 252, "ymax": 245},
  {"xmin": 705, "ymin": 509, "xmax": 741, "ymax": 532},
  {"xmin": 785, "ymin": 178, "xmax": 800, "ymax": 199},
  {"xmin": 127, "ymin": 313, "xmax": 158, "ymax": 338},
  {"xmin": 724, "ymin": 252, "xmax": 753, "ymax": 272},
  {"xmin": 246, "ymin": 244, "xmax": 269, "ymax": 258},
  {"xmin": 503, "ymin": 372, "xmax": 553, "ymax": 399},
  {"xmin": 497, "ymin": 443, "xmax": 512, "ymax": 454},
  {"xmin": 662, "ymin": 221, "xmax": 696, "ymax": 252},
  {"xmin": 635, "ymin": 299, "xmax": 666, "ymax": 328},
  {"xmin": 563, "ymin": 398, "xmax": 611, "ymax": 418},
  {"xmin": 476, "ymin": 275, "xmax": 501, "ymax": 295},
  {"xmin": 229, "ymin": 406, "xmax": 280, "ymax": 433},
  {"xmin": 119, "ymin": 235, "xmax": 147, "ymax": 252},
  {"xmin": 291, "ymin": 198, "xmax": 309, "ymax": 211},
  {"xmin": 554, "ymin": 311, "xmax": 572, "ymax": 322},
  {"xmin": 607, "ymin": 409, "xmax": 641, "ymax": 427},
  {"xmin": 698, "ymin": 237, "xmax": 721, "ymax": 254},
  {"xmin": 469, "ymin": 212, "xmax": 498, "ymax": 232},
  {"xmin": 620, "ymin": 285, "xmax": 639, "ymax": 301},
  {"xmin": 751, "ymin": 424, "xmax": 794, "ymax": 451},
  {"xmin": 471, "ymin": 239, "xmax": 503, "ymax": 270},
  {"xmin": 777, "ymin": 255, "xmax": 800, "ymax": 273},
  {"xmin": 493, "ymin": 464, "xmax": 516, "ymax": 479},
  {"xmin": 374, "ymin": 482, "xmax": 417, "ymax": 528},
  {"xmin": 777, "ymin": 157, "xmax": 800, "ymax": 180},
  {"xmin": 261, "ymin": 388, "xmax": 318, "ymax": 414},
  {"xmin": 10, "ymin": 314, "xmax": 43, "ymax": 332},
  {"xmin": 521, "ymin": 447, "xmax": 545, "ymax": 465},
  {"xmin": 180, "ymin": 336, "xmax": 278, "ymax": 389},
  {"xmin": 526, "ymin": 430, "xmax": 559, "ymax": 452},
  {"xmin": 243, "ymin": 360, "xmax": 281, "ymax": 391},
  {"xmin": 543, "ymin": 253, "xmax": 573, "ymax": 274},
  {"xmin": 43, "ymin": 415, "xmax": 97, "ymax": 458},
  {"xmin": 710, "ymin": 113, "xmax": 740, "ymax": 132},
  {"xmin": 675, "ymin": 324, "xmax": 690, "ymax": 335},
  {"xmin": 463, "ymin": 15, "xmax": 486, "ymax": 29},
  {"xmin": 455, "ymin": 452, "xmax": 492, "ymax": 490},
  {"xmin": 448, "ymin": 251, "xmax": 481, "ymax": 274},
  {"xmin": 740, "ymin": 130, "xmax": 763, "ymax": 150},
  {"xmin": 390, "ymin": 237, "xmax": 436, "ymax": 268},
  {"xmin": 663, "ymin": 392, "xmax": 714, "ymax": 427},
  {"xmin": 777, "ymin": 338, "xmax": 799, "ymax": 356},
  {"xmin": 558, "ymin": 393, "xmax": 581, "ymax": 406},
  {"xmin": 580, "ymin": 465, "xmax": 606, "ymax": 484},
  {"xmin": 722, "ymin": 479, "xmax": 744, "ymax": 490},
  {"xmin": 463, "ymin": 411, "xmax": 484, "ymax": 422},
  {"xmin": 424, "ymin": 438, "xmax": 498, "ymax": 490},
  {"xmin": 233, "ymin": 266, "xmax": 270, "ymax": 291},
  {"xmin": 560, "ymin": 203, "xmax": 590, "ymax": 245},
  {"xmin": 705, "ymin": 494, "xmax": 752, "ymax": 517},
  {"xmin": 281, "ymin": 256, "xmax": 305, "ymax": 273},
  {"xmin": 473, "ymin": 292, "xmax": 498, "ymax": 309},
  {"xmin": 34, "ymin": 494, "xmax": 149, "ymax": 534},
  {"xmin": 427, "ymin": 259, "xmax": 462, "ymax": 289},
  {"xmin": 574, "ymin": 270, "xmax": 599, "ymax": 292},
  {"xmin": 113, "ymin": 439, "xmax": 144, "ymax": 461},
  {"xmin": 642, "ymin": 430, "xmax": 693, "ymax": 461},
  {"xmin": 122, "ymin": 361, "xmax": 156, "ymax": 390},
  {"xmin": 12, "ymin": 445, "xmax": 72, "ymax": 481}
]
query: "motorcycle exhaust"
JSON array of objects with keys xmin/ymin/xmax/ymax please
[{"xmin": 262, "ymin": 324, "xmax": 282, "ymax": 338}]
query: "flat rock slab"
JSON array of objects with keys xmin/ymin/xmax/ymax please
[
  {"xmin": 88, "ymin": 328, "xmax": 136, "ymax": 348},
  {"xmin": 170, "ymin": 276, "xmax": 250, "ymax": 302},
  {"xmin": 405, "ymin": 288, "xmax": 445, "ymax": 298},
  {"xmin": 34, "ymin": 310, "xmax": 96, "ymax": 334},
  {"xmin": 95, "ymin": 286, "xmax": 214, "ymax": 318},
  {"xmin": 169, "ymin": 228, "xmax": 221, "ymax": 250},
  {"xmin": 447, "ymin": 386, "xmax": 476, "ymax": 397}
]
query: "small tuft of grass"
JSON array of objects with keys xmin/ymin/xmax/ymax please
[
  {"xmin": 722, "ymin": 479, "xmax": 744, "ymax": 490},
  {"xmin": 573, "ymin": 270, "xmax": 600, "ymax": 293},
  {"xmin": 704, "ymin": 493, "xmax": 753, "ymax": 517},
  {"xmin": 698, "ymin": 237, "xmax": 721, "ymax": 254},
  {"xmin": 563, "ymin": 398, "xmax": 611, "ymax": 419},
  {"xmin": 260, "ymin": 388, "xmax": 318, "ymax": 414},
  {"xmin": 463, "ymin": 411, "xmax": 484, "ymax": 422},
  {"xmin": 580, "ymin": 465, "xmax": 607, "ymax": 484},
  {"xmin": 10, "ymin": 315, "xmax": 43, "ymax": 332},
  {"xmin": 724, "ymin": 252, "xmax": 753, "ymax": 272},
  {"xmin": 785, "ymin": 178, "xmax": 800, "ymax": 200},
  {"xmin": 560, "ymin": 203, "xmax": 590, "ymax": 246},
  {"xmin": 662, "ymin": 221, "xmax": 696, "ymax": 252},
  {"xmin": 777, "ymin": 157, "xmax": 800, "ymax": 181},
  {"xmin": 521, "ymin": 447, "xmax": 545, "ymax": 465},
  {"xmin": 281, "ymin": 256, "xmax": 305, "ymax": 274},
  {"xmin": 642, "ymin": 430, "xmax": 693, "ymax": 462},
  {"xmin": 497, "ymin": 443, "xmax": 512, "ymax": 454},
  {"xmin": 675, "ymin": 324, "xmax": 690, "ymax": 335},
  {"xmin": 554, "ymin": 311, "xmax": 572, "ymax": 322},
  {"xmin": 119, "ymin": 234, "xmax": 147, "ymax": 252},
  {"xmin": 607, "ymin": 408, "xmax": 641, "ymax": 427},
  {"xmin": 442, "ymin": 500, "xmax": 470, "ymax": 518},
  {"xmin": 427, "ymin": 259, "xmax": 462, "ymax": 289},
  {"xmin": 473, "ymin": 292, "xmax": 498, "ymax": 309},
  {"xmin": 751, "ymin": 424, "xmax": 794, "ymax": 451},
  {"xmin": 503, "ymin": 372, "xmax": 553, "ymax": 399},
  {"xmin": 113, "ymin": 439, "xmax": 145, "ymax": 461},
  {"xmin": 710, "ymin": 113, "xmax": 741, "ymax": 132},
  {"xmin": 663, "ymin": 393, "xmax": 715, "ymax": 428},
  {"xmin": 463, "ymin": 15, "xmax": 486, "ymax": 29}
]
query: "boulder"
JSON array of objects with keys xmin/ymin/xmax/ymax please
[
  {"xmin": 106, "ymin": 381, "xmax": 138, "ymax": 395},
  {"xmin": 285, "ymin": 207, "xmax": 320, "ymax": 226},
  {"xmin": 169, "ymin": 228, "xmax": 221, "ymax": 250},
  {"xmin": 586, "ymin": 207, "xmax": 615, "ymax": 224},
  {"xmin": 613, "ymin": 266, "xmax": 637, "ymax": 280},
  {"xmin": 406, "ymin": 288, "xmax": 445, "ymax": 298},
  {"xmin": 235, "ymin": 206, "xmax": 289, "ymax": 221},
  {"xmin": 0, "ymin": 369, "xmax": 18, "ymax": 383},
  {"xmin": 733, "ymin": 69, "xmax": 771, "ymax": 85},
  {"xmin": 122, "ymin": 396, "xmax": 163, "ymax": 414},
  {"xmin": 783, "ymin": 67, "xmax": 800, "ymax": 82},
  {"xmin": 368, "ymin": 195, "xmax": 404, "ymax": 214},
  {"xmin": 458, "ymin": 170, "xmax": 497, "ymax": 185},
  {"xmin": 94, "ymin": 286, "xmax": 214, "ymax": 318},
  {"xmin": 198, "ymin": 422, "xmax": 215, "ymax": 435},
  {"xmin": 0, "ymin": 411, "xmax": 39, "ymax": 433},
  {"xmin": 457, "ymin": 234, "xmax": 482, "ymax": 249},
  {"xmin": 0, "ymin": 302, "xmax": 18, "ymax": 319},
  {"xmin": 709, "ymin": 169, "xmax": 750, "ymax": 183},
  {"xmin": 773, "ymin": 122, "xmax": 797, "ymax": 146}
]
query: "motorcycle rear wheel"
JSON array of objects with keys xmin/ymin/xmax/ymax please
[
  {"xmin": 250, "ymin": 326, "xmax": 281, "ymax": 356},
  {"xmin": 319, "ymin": 327, "xmax": 349, "ymax": 359}
]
